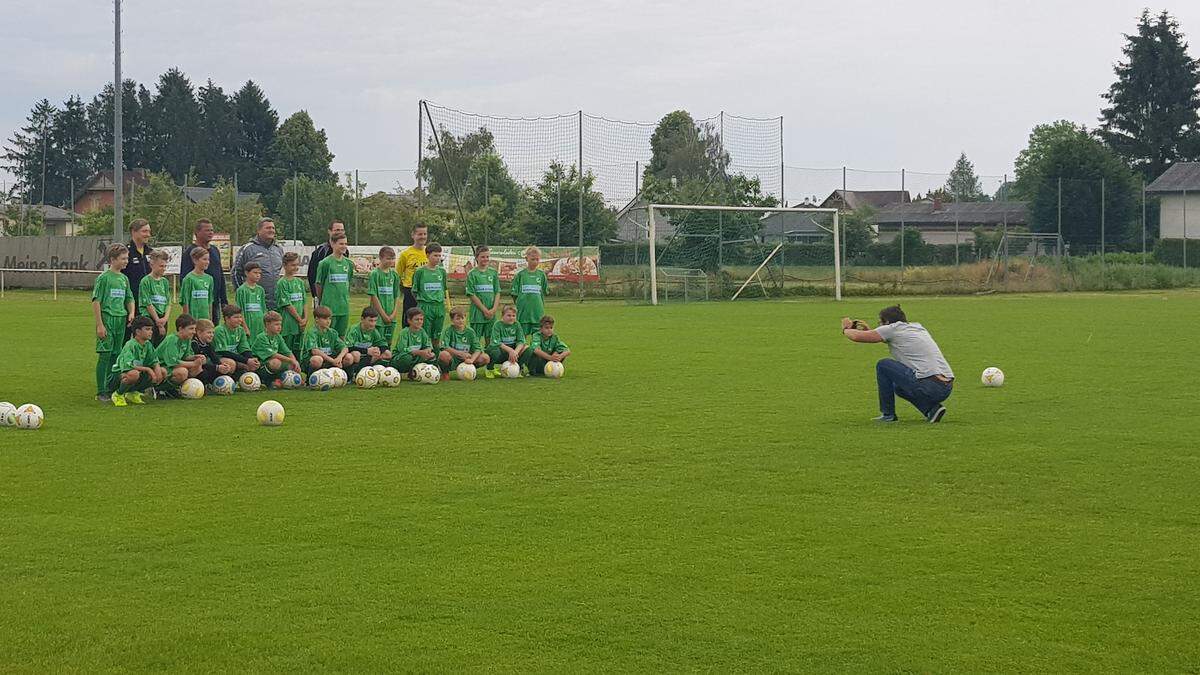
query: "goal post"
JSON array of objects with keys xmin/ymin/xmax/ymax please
[{"xmin": 645, "ymin": 204, "xmax": 842, "ymax": 303}]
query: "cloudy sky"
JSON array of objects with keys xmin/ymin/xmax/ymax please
[{"xmin": 2, "ymin": 0, "xmax": 1198, "ymax": 201}]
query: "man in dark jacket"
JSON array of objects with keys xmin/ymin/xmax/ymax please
[{"xmin": 180, "ymin": 219, "xmax": 229, "ymax": 322}]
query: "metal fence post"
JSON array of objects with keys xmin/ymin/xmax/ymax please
[
  {"xmin": 899, "ymin": 168, "xmax": 906, "ymax": 280},
  {"xmin": 577, "ymin": 110, "xmax": 584, "ymax": 302},
  {"xmin": 293, "ymin": 171, "xmax": 299, "ymax": 242},
  {"xmin": 1184, "ymin": 188, "xmax": 1189, "ymax": 268},
  {"xmin": 1141, "ymin": 177, "xmax": 1147, "ymax": 281},
  {"xmin": 1100, "ymin": 178, "xmax": 1106, "ymax": 287}
]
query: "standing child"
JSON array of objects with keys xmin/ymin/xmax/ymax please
[
  {"xmin": 251, "ymin": 311, "xmax": 301, "ymax": 387},
  {"xmin": 486, "ymin": 305, "xmax": 527, "ymax": 378},
  {"xmin": 191, "ymin": 318, "xmax": 235, "ymax": 384},
  {"xmin": 303, "ymin": 305, "xmax": 352, "ymax": 373},
  {"xmin": 235, "ymin": 262, "xmax": 267, "ymax": 339},
  {"xmin": 410, "ymin": 243, "xmax": 450, "ymax": 349},
  {"xmin": 138, "ymin": 250, "xmax": 172, "ymax": 344},
  {"xmin": 179, "ymin": 247, "xmax": 215, "ymax": 323},
  {"xmin": 92, "ymin": 244, "xmax": 134, "ymax": 401},
  {"xmin": 466, "ymin": 245, "xmax": 500, "ymax": 349},
  {"xmin": 368, "ymin": 246, "xmax": 401, "ymax": 344},
  {"xmin": 315, "ymin": 232, "xmax": 354, "ymax": 336},
  {"xmin": 275, "ymin": 252, "xmax": 308, "ymax": 356},
  {"xmin": 346, "ymin": 306, "xmax": 393, "ymax": 372},
  {"xmin": 109, "ymin": 316, "xmax": 164, "ymax": 407},
  {"xmin": 511, "ymin": 246, "xmax": 549, "ymax": 340},
  {"xmin": 526, "ymin": 315, "xmax": 571, "ymax": 376},
  {"xmin": 213, "ymin": 305, "xmax": 261, "ymax": 374},
  {"xmin": 391, "ymin": 307, "xmax": 437, "ymax": 378},
  {"xmin": 439, "ymin": 306, "xmax": 489, "ymax": 380},
  {"xmin": 155, "ymin": 314, "xmax": 208, "ymax": 394}
]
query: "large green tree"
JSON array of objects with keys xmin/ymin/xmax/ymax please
[
  {"xmin": 262, "ymin": 111, "xmax": 335, "ymax": 206},
  {"xmin": 1, "ymin": 99, "xmax": 56, "ymax": 204},
  {"xmin": 196, "ymin": 80, "xmax": 240, "ymax": 184},
  {"xmin": 272, "ymin": 173, "xmax": 352, "ymax": 244},
  {"xmin": 86, "ymin": 80, "xmax": 153, "ymax": 174},
  {"xmin": 47, "ymin": 96, "xmax": 92, "ymax": 206},
  {"xmin": 643, "ymin": 110, "xmax": 727, "ymax": 187},
  {"xmin": 522, "ymin": 162, "xmax": 616, "ymax": 246},
  {"xmin": 233, "ymin": 81, "xmax": 278, "ymax": 194},
  {"xmin": 1098, "ymin": 10, "xmax": 1200, "ymax": 180},
  {"xmin": 418, "ymin": 126, "xmax": 497, "ymax": 201},
  {"xmin": 944, "ymin": 152, "xmax": 985, "ymax": 201},
  {"xmin": 148, "ymin": 68, "xmax": 201, "ymax": 180}
]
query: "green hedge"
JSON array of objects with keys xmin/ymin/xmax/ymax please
[{"xmin": 1152, "ymin": 239, "xmax": 1200, "ymax": 268}]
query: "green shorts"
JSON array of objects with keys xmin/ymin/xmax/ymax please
[
  {"xmin": 471, "ymin": 320, "xmax": 495, "ymax": 345},
  {"xmin": 486, "ymin": 344, "xmax": 522, "ymax": 366},
  {"xmin": 392, "ymin": 352, "xmax": 435, "ymax": 373},
  {"xmin": 525, "ymin": 351, "xmax": 566, "ymax": 376},
  {"xmin": 420, "ymin": 303, "xmax": 446, "ymax": 343},
  {"xmin": 108, "ymin": 370, "xmax": 153, "ymax": 391},
  {"xmin": 380, "ymin": 321, "xmax": 395, "ymax": 344},
  {"xmin": 96, "ymin": 314, "xmax": 127, "ymax": 353},
  {"xmin": 520, "ymin": 322, "xmax": 539, "ymax": 340},
  {"xmin": 331, "ymin": 314, "xmax": 350, "ymax": 337},
  {"xmin": 283, "ymin": 333, "xmax": 304, "ymax": 356}
]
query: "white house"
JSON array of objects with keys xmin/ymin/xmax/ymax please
[{"xmin": 1147, "ymin": 162, "xmax": 1200, "ymax": 239}]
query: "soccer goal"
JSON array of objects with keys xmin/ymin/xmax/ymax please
[{"xmin": 639, "ymin": 204, "xmax": 843, "ymax": 303}]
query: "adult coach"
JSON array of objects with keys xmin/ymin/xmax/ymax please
[
  {"xmin": 841, "ymin": 304, "xmax": 953, "ymax": 423},
  {"xmin": 232, "ymin": 218, "xmax": 284, "ymax": 306},
  {"xmin": 179, "ymin": 218, "xmax": 228, "ymax": 322},
  {"xmin": 307, "ymin": 220, "xmax": 346, "ymax": 307},
  {"xmin": 395, "ymin": 223, "xmax": 428, "ymax": 322}
]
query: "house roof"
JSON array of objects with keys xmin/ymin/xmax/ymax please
[
  {"xmin": 74, "ymin": 169, "xmax": 152, "ymax": 203},
  {"xmin": 874, "ymin": 200, "xmax": 1027, "ymax": 227},
  {"xmin": 821, "ymin": 189, "xmax": 910, "ymax": 211},
  {"xmin": 182, "ymin": 186, "xmax": 261, "ymax": 203},
  {"xmin": 1146, "ymin": 162, "xmax": 1200, "ymax": 193},
  {"xmin": 4, "ymin": 203, "xmax": 79, "ymax": 222}
]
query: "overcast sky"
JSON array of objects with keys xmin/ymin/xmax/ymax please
[{"xmin": 2, "ymin": 0, "xmax": 1198, "ymax": 201}]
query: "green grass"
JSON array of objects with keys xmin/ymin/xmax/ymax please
[{"xmin": 2, "ymin": 290, "xmax": 1199, "ymax": 671}]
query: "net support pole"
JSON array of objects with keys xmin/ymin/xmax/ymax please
[
  {"xmin": 833, "ymin": 210, "xmax": 842, "ymax": 301},
  {"xmin": 354, "ymin": 169, "xmax": 360, "ymax": 245},
  {"xmin": 577, "ymin": 109, "xmax": 584, "ymax": 302},
  {"xmin": 113, "ymin": 0, "xmax": 123, "ymax": 241},
  {"xmin": 648, "ymin": 206, "xmax": 658, "ymax": 306},
  {"xmin": 416, "ymin": 101, "xmax": 423, "ymax": 214},
  {"xmin": 1141, "ymin": 177, "xmax": 1146, "ymax": 279}
]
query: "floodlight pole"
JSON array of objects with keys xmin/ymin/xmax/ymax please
[
  {"xmin": 578, "ymin": 110, "xmax": 584, "ymax": 302},
  {"xmin": 113, "ymin": 0, "xmax": 123, "ymax": 240},
  {"xmin": 416, "ymin": 100, "xmax": 423, "ymax": 214},
  {"xmin": 648, "ymin": 206, "xmax": 658, "ymax": 305},
  {"xmin": 833, "ymin": 210, "xmax": 842, "ymax": 301}
]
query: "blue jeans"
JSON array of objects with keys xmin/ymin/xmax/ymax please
[{"xmin": 876, "ymin": 358, "xmax": 953, "ymax": 417}]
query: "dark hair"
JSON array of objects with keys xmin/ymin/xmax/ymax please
[
  {"xmin": 106, "ymin": 243, "xmax": 128, "ymax": 261},
  {"xmin": 243, "ymin": 261, "xmax": 261, "ymax": 273},
  {"xmin": 222, "ymin": 304, "xmax": 243, "ymax": 319},
  {"xmin": 331, "ymin": 232, "xmax": 347, "ymax": 243},
  {"xmin": 449, "ymin": 306, "xmax": 465, "ymax": 319},
  {"xmin": 361, "ymin": 306, "xmax": 379, "ymax": 319},
  {"xmin": 540, "ymin": 315, "xmax": 555, "ymax": 327},
  {"xmin": 190, "ymin": 247, "xmax": 209, "ymax": 261},
  {"xmin": 405, "ymin": 307, "xmax": 424, "ymax": 324},
  {"xmin": 176, "ymin": 314, "xmax": 197, "ymax": 330},
  {"xmin": 263, "ymin": 311, "xmax": 282, "ymax": 324},
  {"xmin": 313, "ymin": 305, "xmax": 332, "ymax": 319},
  {"xmin": 130, "ymin": 218, "xmax": 150, "ymax": 233},
  {"xmin": 282, "ymin": 251, "xmax": 300, "ymax": 264},
  {"xmin": 879, "ymin": 305, "xmax": 907, "ymax": 325},
  {"xmin": 329, "ymin": 220, "xmax": 344, "ymax": 230},
  {"xmin": 426, "ymin": 243, "xmax": 442, "ymax": 254},
  {"xmin": 474, "ymin": 245, "xmax": 489, "ymax": 257},
  {"xmin": 130, "ymin": 316, "xmax": 154, "ymax": 332},
  {"xmin": 412, "ymin": 223, "xmax": 428, "ymax": 231},
  {"xmin": 378, "ymin": 246, "xmax": 395, "ymax": 258}
]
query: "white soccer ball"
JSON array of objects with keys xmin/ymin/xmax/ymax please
[
  {"xmin": 208, "ymin": 375, "xmax": 235, "ymax": 395},
  {"xmin": 455, "ymin": 363, "xmax": 477, "ymax": 381},
  {"xmin": 0, "ymin": 402, "xmax": 17, "ymax": 426},
  {"xmin": 499, "ymin": 362, "xmax": 521, "ymax": 379},
  {"xmin": 543, "ymin": 361, "xmax": 565, "ymax": 379},
  {"xmin": 372, "ymin": 364, "xmax": 387, "ymax": 377},
  {"xmin": 15, "ymin": 403, "xmax": 43, "ymax": 430},
  {"xmin": 380, "ymin": 367, "xmax": 403, "ymax": 387},
  {"xmin": 329, "ymin": 367, "xmax": 348, "ymax": 388},
  {"xmin": 238, "ymin": 372, "xmax": 262, "ymax": 392},
  {"xmin": 355, "ymin": 367, "xmax": 380, "ymax": 389},
  {"xmin": 16, "ymin": 403, "xmax": 43, "ymax": 418},
  {"xmin": 981, "ymin": 367, "xmax": 1005, "ymax": 387},
  {"xmin": 180, "ymin": 378, "xmax": 206, "ymax": 399},
  {"xmin": 415, "ymin": 363, "xmax": 441, "ymax": 384},
  {"xmin": 257, "ymin": 400, "xmax": 285, "ymax": 426},
  {"xmin": 308, "ymin": 370, "xmax": 333, "ymax": 391},
  {"xmin": 280, "ymin": 370, "xmax": 304, "ymax": 389}
]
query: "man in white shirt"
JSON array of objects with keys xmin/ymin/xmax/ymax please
[{"xmin": 841, "ymin": 305, "xmax": 954, "ymax": 423}]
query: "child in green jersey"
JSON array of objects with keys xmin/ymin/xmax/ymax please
[
  {"xmin": 275, "ymin": 252, "xmax": 308, "ymax": 355},
  {"xmin": 411, "ymin": 242, "xmax": 450, "ymax": 349},
  {"xmin": 511, "ymin": 245, "xmax": 549, "ymax": 339},
  {"xmin": 304, "ymin": 305, "xmax": 352, "ymax": 372},
  {"xmin": 438, "ymin": 306, "xmax": 489, "ymax": 380},
  {"xmin": 92, "ymin": 243, "xmax": 134, "ymax": 401},
  {"xmin": 391, "ymin": 307, "xmax": 437, "ymax": 378},
  {"xmin": 251, "ymin": 311, "xmax": 301, "ymax": 387},
  {"xmin": 315, "ymin": 232, "xmax": 354, "ymax": 336},
  {"xmin": 179, "ymin": 247, "xmax": 215, "ymax": 322},
  {"xmin": 368, "ymin": 246, "xmax": 401, "ymax": 343},
  {"xmin": 526, "ymin": 315, "xmax": 571, "ymax": 377},
  {"xmin": 346, "ymin": 306, "xmax": 392, "ymax": 372},
  {"xmin": 486, "ymin": 305, "xmax": 527, "ymax": 378},
  {"xmin": 138, "ymin": 249, "xmax": 171, "ymax": 344},
  {"xmin": 213, "ymin": 304, "xmax": 260, "ymax": 374},
  {"xmin": 466, "ymin": 245, "xmax": 501, "ymax": 347},
  {"xmin": 110, "ymin": 316, "xmax": 165, "ymax": 407},
  {"xmin": 235, "ymin": 262, "xmax": 267, "ymax": 339},
  {"xmin": 156, "ymin": 314, "xmax": 207, "ymax": 393}
]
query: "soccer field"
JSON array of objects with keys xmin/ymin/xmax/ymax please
[{"xmin": 1, "ymin": 289, "xmax": 1198, "ymax": 671}]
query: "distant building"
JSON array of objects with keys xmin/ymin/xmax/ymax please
[
  {"xmin": 874, "ymin": 199, "xmax": 1028, "ymax": 245},
  {"xmin": 819, "ymin": 189, "xmax": 910, "ymax": 212},
  {"xmin": 1146, "ymin": 162, "xmax": 1200, "ymax": 239},
  {"xmin": 72, "ymin": 169, "xmax": 152, "ymax": 213},
  {"xmin": 1, "ymin": 204, "xmax": 82, "ymax": 236},
  {"xmin": 759, "ymin": 210, "xmax": 831, "ymax": 243},
  {"xmin": 613, "ymin": 195, "xmax": 677, "ymax": 242}
]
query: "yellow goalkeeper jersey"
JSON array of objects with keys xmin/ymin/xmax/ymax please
[{"xmin": 396, "ymin": 246, "xmax": 428, "ymax": 288}]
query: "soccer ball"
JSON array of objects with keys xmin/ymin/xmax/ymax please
[
  {"xmin": 355, "ymin": 367, "xmax": 380, "ymax": 389},
  {"xmin": 456, "ymin": 363, "xmax": 477, "ymax": 381},
  {"xmin": 308, "ymin": 370, "xmax": 333, "ymax": 391},
  {"xmin": 372, "ymin": 364, "xmax": 387, "ymax": 377},
  {"xmin": 0, "ymin": 402, "xmax": 16, "ymax": 426},
  {"xmin": 329, "ymin": 367, "xmax": 348, "ymax": 388},
  {"xmin": 209, "ymin": 375, "xmax": 235, "ymax": 395},
  {"xmin": 981, "ymin": 367, "xmax": 1005, "ymax": 387},
  {"xmin": 180, "ymin": 378, "xmax": 206, "ymax": 399},
  {"xmin": 238, "ymin": 372, "xmax": 262, "ymax": 392},
  {"xmin": 280, "ymin": 370, "xmax": 305, "ymax": 389},
  {"xmin": 414, "ymin": 363, "xmax": 440, "ymax": 384},
  {"xmin": 379, "ymin": 367, "xmax": 403, "ymax": 387},
  {"xmin": 499, "ymin": 362, "xmax": 521, "ymax": 379},
  {"xmin": 15, "ymin": 403, "xmax": 43, "ymax": 430},
  {"xmin": 543, "ymin": 361, "xmax": 565, "ymax": 379},
  {"xmin": 256, "ymin": 400, "xmax": 285, "ymax": 426}
]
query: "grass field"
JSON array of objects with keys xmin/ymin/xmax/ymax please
[{"xmin": 2, "ymin": 289, "xmax": 1198, "ymax": 671}]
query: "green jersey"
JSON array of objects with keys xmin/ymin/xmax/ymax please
[
  {"xmin": 179, "ymin": 271, "xmax": 214, "ymax": 319},
  {"xmin": 441, "ymin": 325, "xmax": 480, "ymax": 353},
  {"xmin": 113, "ymin": 337, "xmax": 159, "ymax": 373},
  {"xmin": 367, "ymin": 268, "xmax": 400, "ymax": 319},
  {"xmin": 156, "ymin": 333, "xmax": 194, "ymax": 368},
  {"xmin": 91, "ymin": 269, "xmax": 132, "ymax": 316},
  {"xmin": 411, "ymin": 265, "xmax": 448, "ymax": 304},
  {"xmin": 235, "ymin": 283, "xmax": 267, "ymax": 337},
  {"xmin": 465, "ymin": 267, "xmax": 500, "ymax": 323},
  {"xmin": 511, "ymin": 268, "xmax": 548, "ymax": 324},
  {"xmin": 137, "ymin": 275, "xmax": 170, "ymax": 318},
  {"xmin": 213, "ymin": 323, "xmax": 251, "ymax": 355},
  {"xmin": 346, "ymin": 323, "xmax": 388, "ymax": 351},
  {"xmin": 251, "ymin": 332, "xmax": 293, "ymax": 361},
  {"xmin": 396, "ymin": 327, "xmax": 431, "ymax": 354},
  {"xmin": 316, "ymin": 255, "xmax": 355, "ymax": 316},
  {"xmin": 531, "ymin": 332, "xmax": 569, "ymax": 355},
  {"xmin": 274, "ymin": 276, "xmax": 307, "ymax": 336},
  {"xmin": 490, "ymin": 320, "xmax": 523, "ymax": 347},
  {"xmin": 303, "ymin": 326, "xmax": 346, "ymax": 356}
]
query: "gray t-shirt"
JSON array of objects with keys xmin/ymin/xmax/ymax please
[{"xmin": 873, "ymin": 321, "xmax": 954, "ymax": 380}]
